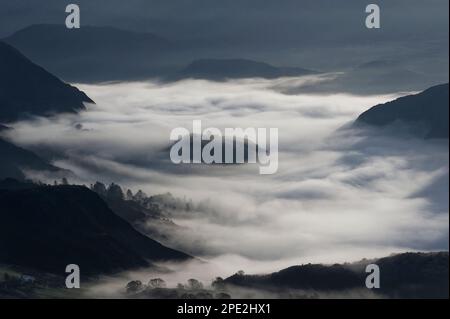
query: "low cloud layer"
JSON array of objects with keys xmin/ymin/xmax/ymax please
[{"xmin": 4, "ymin": 76, "xmax": 449, "ymax": 277}]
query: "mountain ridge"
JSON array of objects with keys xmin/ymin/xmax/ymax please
[
  {"xmin": 355, "ymin": 83, "xmax": 449, "ymax": 138},
  {"xmin": 0, "ymin": 181, "xmax": 191, "ymax": 276},
  {"xmin": 3, "ymin": 24, "xmax": 176, "ymax": 82},
  {"xmin": 224, "ymin": 252, "xmax": 449, "ymax": 298},
  {"xmin": 0, "ymin": 40, "xmax": 93, "ymax": 122},
  {"xmin": 0, "ymin": 138, "xmax": 62, "ymax": 180},
  {"xmin": 173, "ymin": 58, "xmax": 316, "ymax": 81}
]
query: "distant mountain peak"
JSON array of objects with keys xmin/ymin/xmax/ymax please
[
  {"xmin": 3, "ymin": 24, "xmax": 175, "ymax": 82},
  {"xmin": 7, "ymin": 23, "xmax": 170, "ymax": 44},
  {"xmin": 356, "ymin": 59, "xmax": 399, "ymax": 70},
  {"xmin": 175, "ymin": 58, "xmax": 316, "ymax": 80}
]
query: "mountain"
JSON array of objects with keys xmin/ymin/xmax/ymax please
[
  {"xmin": 0, "ymin": 138, "xmax": 61, "ymax": 180},
  {"xmin": 3, "ymin": 24, "xmax": 175, "ymax": 82},
  {"xmin": 3, "ymin": 25, "xmax": 317, "ymax": 82},
  {"xmin": 224, "ymin": 252, "xmax": 449, "ymax": 298},
  {"xmin": 0, "ymin": 41, "xmax": 93, "ymax": 122},
  {"xmin": 340, "ymin": 60, "xmax": 437, "ymax": 94},
  {"xmin": 355, "ymin": 83, "xmax": 449, "ymax": 138},
  {"xmin": 173, "ymin": 58, "xmax": 316, "ymax": 81},
  {"xmin": 280, "ymin": 60, "xmax": 443, "ymax": 95},
  {"xmin": 0, "ymin": 181, "xmax": 190, "ymax": 276},
  {"xmin": 167, "ymin": 134, "xmax": 261, "ymax": 164}
]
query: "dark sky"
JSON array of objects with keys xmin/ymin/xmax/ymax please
[{"xmin": 1, "ymin": 0, "xmax": 448, "ymax": 71}]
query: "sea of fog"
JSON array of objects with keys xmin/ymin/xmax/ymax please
[{"xmin": 5, "ymin": 75, "xmax": 449, "ymax": 293}]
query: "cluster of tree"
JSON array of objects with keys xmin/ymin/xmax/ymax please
[
  {"xmin": 126, "ymin": 278, "xmax": 167, "ymax": 293},
  {"xmin": 90, "ymin": 181, "xmax": 145, "ymax": 203},
  {"xmin": 148, "ymin": 193, "xmax": 195, "ymax": 212},
  {"xmin": 176, "ymin": 278, "xmax": 204, "ymax": 290},
  {"xmin": 126, "ymin": 278, "xmax": 204, "ymax": 293},
  {"xmin": 125, "ymin": 277, "xmax": 232, "ymax": 299},
  {"xmin": 43, "ymin": 179, "xmax": 183, "ymax": 243},
  {"xmin": 90, "ymin": 181, "xmax": 193, "ymax": 212},
  {"xmin": 50, "ymin": 179, "xmax": 195, "ymax": 218}
]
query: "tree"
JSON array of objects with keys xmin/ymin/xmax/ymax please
[
  {"xmin": 61, "ymin": 177, "xmax": 69, "ymax": 185},
  {"xmin": 134, "ymin": 190, "xmax": 147, "ymax": 203},
  {"xmin": 126, "ymin": 280, "xmax": 143, "ymax": 293},
  {"xmin": 176, "ymin": 283, "xmax": 185, "ymax": 290},
  {"xmin": 187, "ymin": 278, "xmax": 203, "ymax": 290},
  {"xmin": 106, "ymin": 183, "xmax": 124, "ymax": 201},
  {"xmin": 126, "ymin": 189, "xmax": 134, "ymax": 201},
  {"xmin": 148, "ymin": 278, "xmax": 166, "ymax": 289},
  {"xmin": 91, "ymin": 181, "xmax": 107, "ymax": 197},
  {"xmin": 212, "ymin": 277, "xmax": 225, "ymax": 290}
]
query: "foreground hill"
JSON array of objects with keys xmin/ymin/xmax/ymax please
[
  {"xmin": 0, "ymin": 41, "xmax": 93, "ymax": 122},
  {"xmin": 355, "ymin": 83, "xmax": 449, "ymax": 138},
  {"xmin": 0, "ymin": 181, "xmax": 190, "ymax": 276},
  {"xmin": 0, "ymin": 124, "xmax": 61, "ymax": 180},
  {"xmin": 0, "ymin": 138, "xmax": 60, "ymax": 180},
  {"xmin": 174, "ymin": 58, "xmax": 316, "ymax": 81},
  {"xmin": 224, "ymin": 252, "xmax": 449, "ymax": 298}
]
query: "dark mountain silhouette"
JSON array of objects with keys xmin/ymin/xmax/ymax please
[
  {"xmin": 0, "ymin": 138, "xmax": 61, "ymax": 180},
  {"xmin": 0, "ymin": 180, "xmax": 190, "ymax": 276},
  {"xmin": 0, "ymin": 178, "xmax": 35, "ymax": 190},
  {"xmin": 0, "ymin": 114, "xmax": 63, "ymax": 181},
  {"xmin": 281, "ymin": 60, "xmax": 442, "ymax": 95},
  {"xmin": 355, "ymin": 83, "xmax": 449, "ymax": 138},
  {"xmin": 0, "ymin": 41, "xmax": 93, "ymax": 122},
  {"xmin": 3, "ymin": 24, "xmax": 176, "ymax": 82},
  {"xmin": 341, "ymin": 60, "xmax": 436, "ymax": 94},
  {"xmin": 174, "ymin": 59, "xmax": 316, "ymax": 81},
  {"xmin": 4, "ymin": 25, "xmax": 318, "ymax": 82},
  {"xmin": 224, "ymin": 252, "xmax": 449, "ymax": 298},
  {"xmin": 89, "ymin": 181, "xmax": 181, "ymax": 243},
  {"xmin": 168, "ymin": 134, "xmax": 262, "ymax": 164}
]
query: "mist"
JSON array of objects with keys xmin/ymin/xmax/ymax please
[{"xmin": 3, "ymin": 76, "xmax": 448, "ymax": 289}]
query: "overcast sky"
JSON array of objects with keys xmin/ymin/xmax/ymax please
[{"xmin": 1, "ymin": 0, "xmax": 448, "ymax": 70}]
